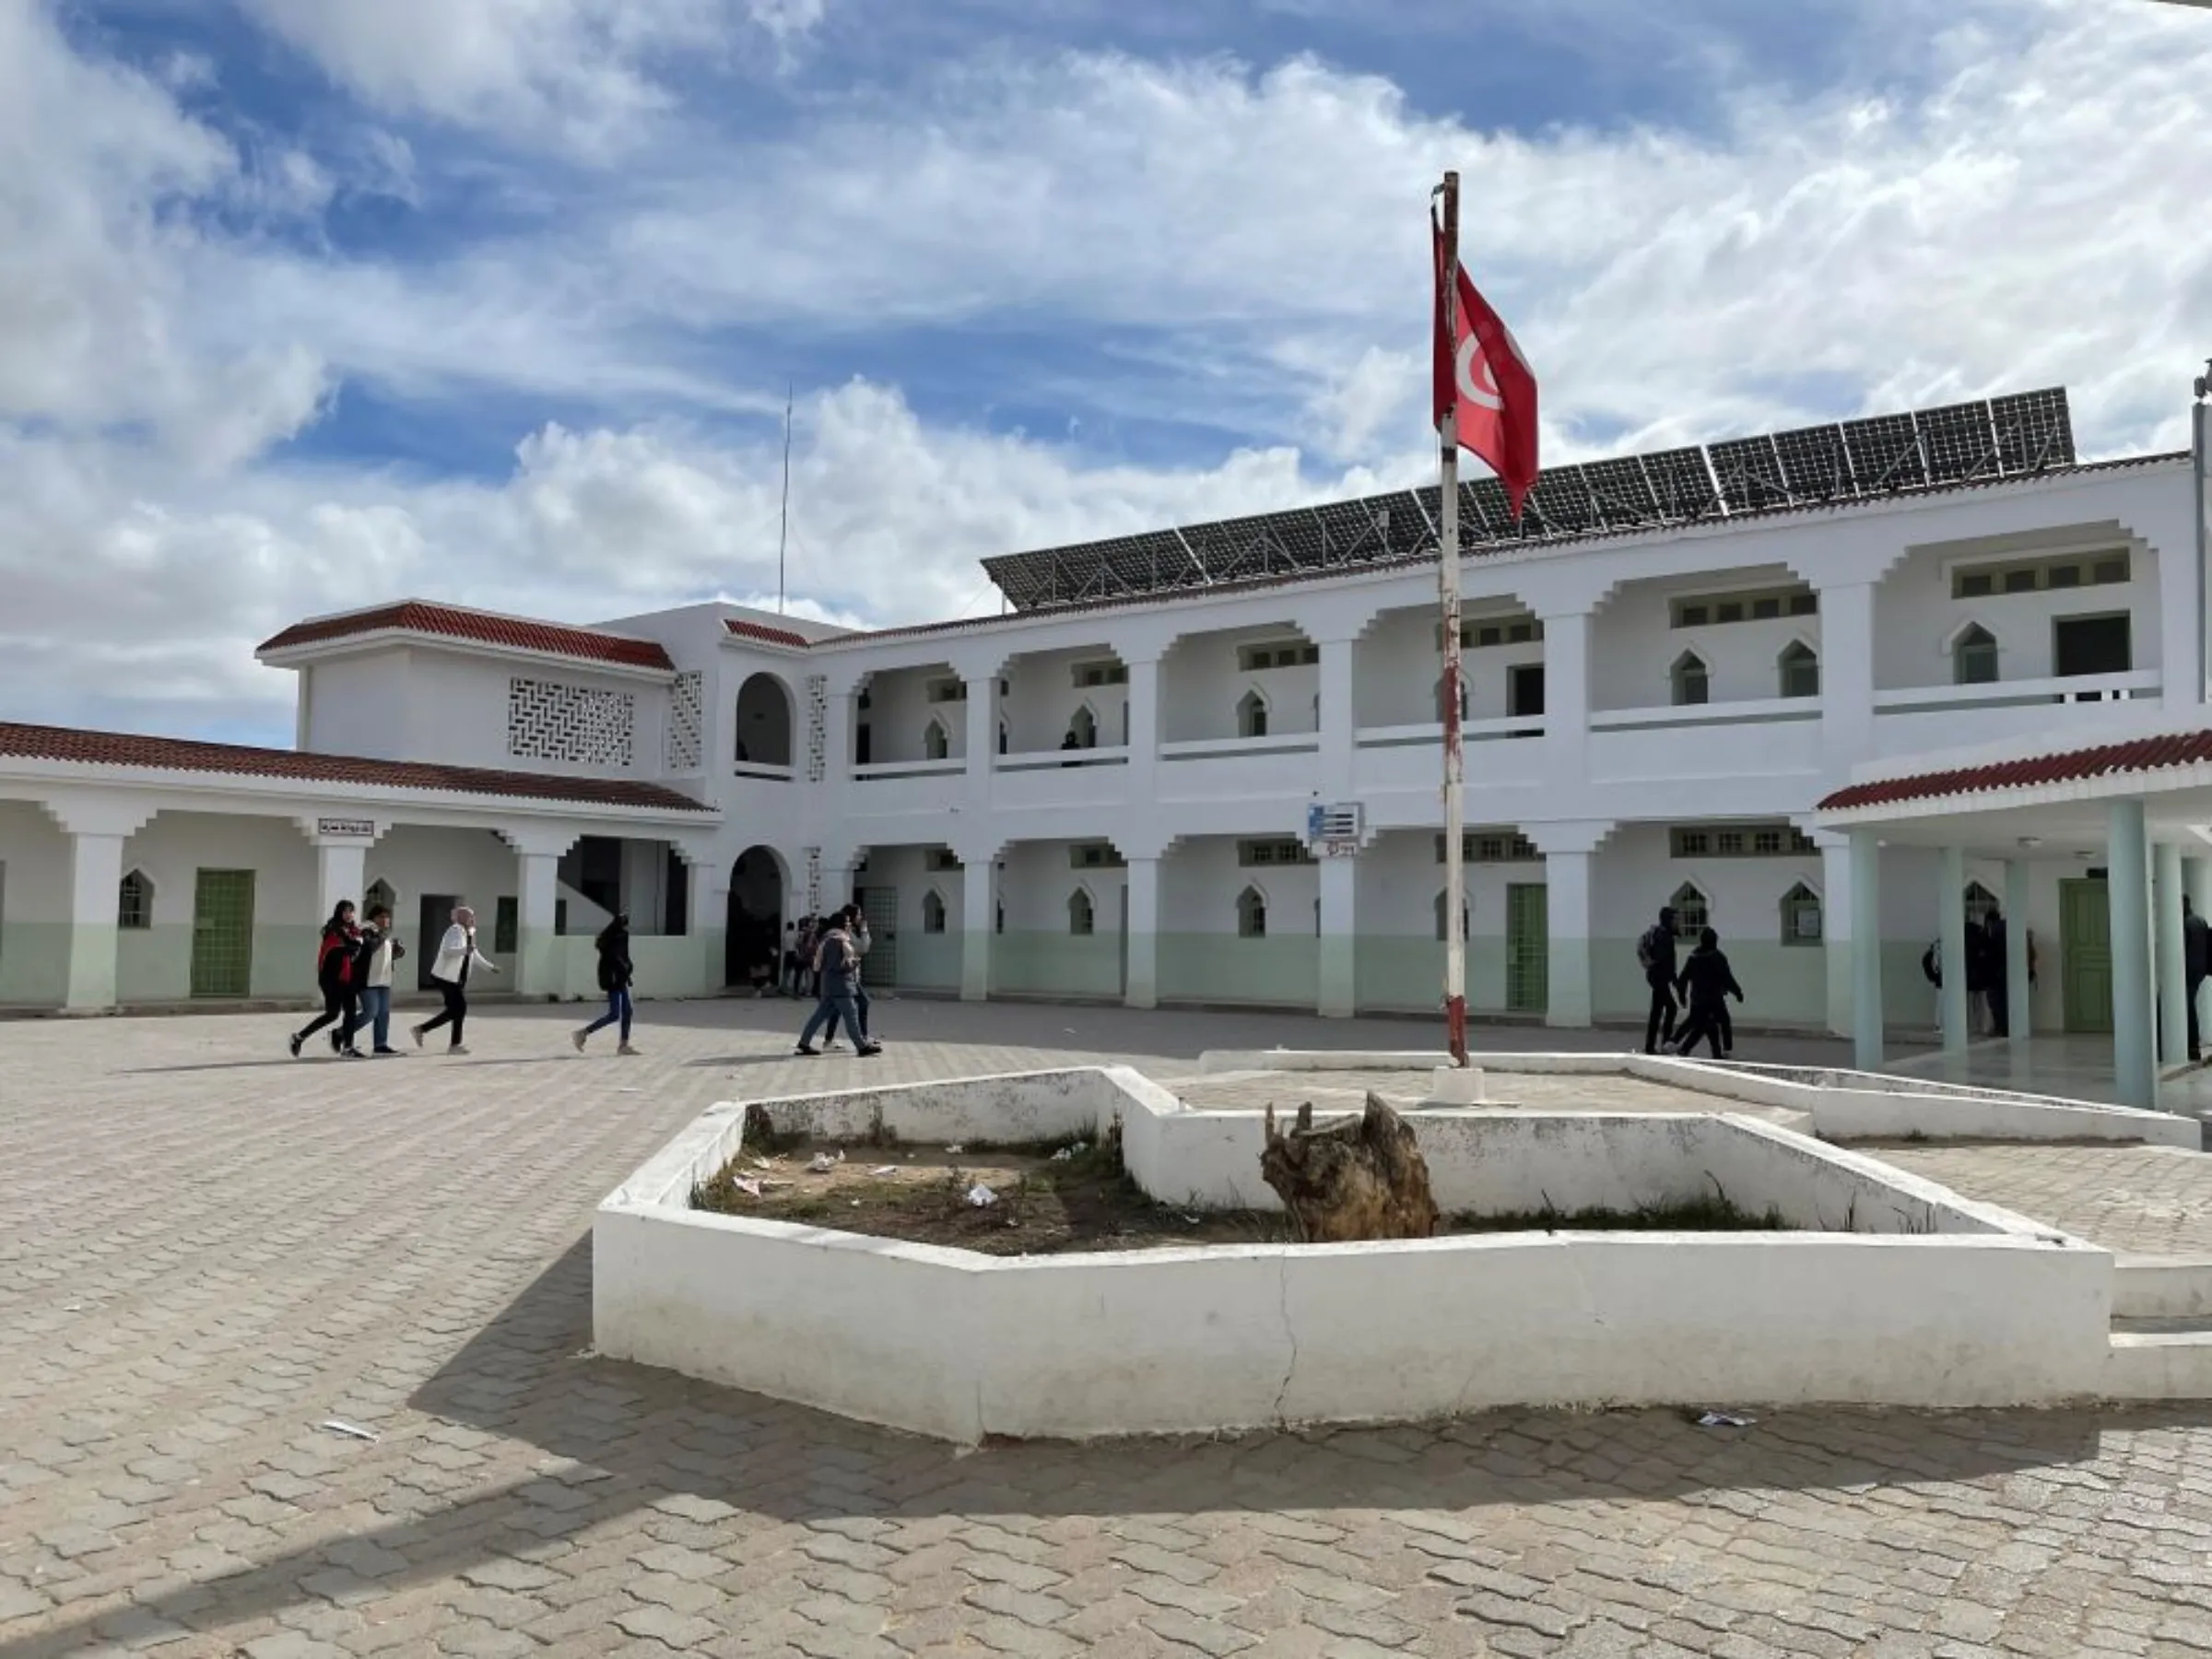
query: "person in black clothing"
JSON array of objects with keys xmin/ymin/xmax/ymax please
[
  {"xmin": 2187, "ymin": 896, "xmax": 2210, "ymax": 1063},
  {"xmin": 289, "ymin": 900, "xmax": 362, "ymax": 1058},
  {"xmin": 1672, "ymin": 926, "xmax": 1746, "ymax": 1059},
  {"xmin": 1639, "ymin": 906, "xmax": 1680, "ymax": 1054},
  {"xmin": 1963, "ymin": 912, "xmax": 1994, "ymax": 1035},
  {"xmin": 1983, "ymin": 910, "xmax": 2010, "ymax": 1038},
  {"xmin": 572, "ymin": 913, "xmax": 639, "ymax": 1054}
]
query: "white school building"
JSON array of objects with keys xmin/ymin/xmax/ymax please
[{"xmin": 3, "ymin": 385, "xmax": 2208, "ymax": 1056}]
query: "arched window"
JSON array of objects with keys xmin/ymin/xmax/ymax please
[
  {"xmin": 1068, "ymin": 888, "xmax": 1095, "ymax": 936},
  {"xmin": 1781, "ymin": 882, "xmax": 1821, "ymax": 945},
  {"xmin": 1964, "ymin": 881, "xmax": 2000, "ymax": 929},
  {"xmin": 1237, "ymin": 689, "xmax": 1269, "ymax": 738},
  {"xmin": 1954, "ymin": 624, "xmax": 1999, "ymax": 686},
  {"xmin": 1671, "ymin": 651, "xmax": 1710, "ymax": 707},
  {"xmin": 1670, "ymin": 882, "xmax": 1710, "ymax": 936},
  {"xmin": 997, "ymin": 720, "xmax": 1008, "ymax": 755},
  {"xmin": 1435, "ymin": 676, "xmax": 1471, "ymax": 724},
  {"xmin": 1236, "ymin": 885, "xmax": 1267, "ymax": 938},
  {"xmin": 117, "ymin": 869, "xmax": 153, "ymax": 931},
  {"xmin": 994, "ymin": 900, "xmax": 1005, "ymax": 935},
  {"xmin": 364, "ymin": 877, "xmax": 396, "ymax": 919},
  {"xmin": 1068, "ymin": 705, "xmax": 1098, "ymax": 749},
  {"xmin": 1433, "ymin": 890, "xmax": 1469, "ymax": 944},
  {"xmin": 921, "ymin": 890, "xmax": 947, "ymax": 935},
  {"xmin": 923, "ymin": 719, "xmax": 950, "ymax": 760},
  {"xmin": 1778, "ymin": 641, "xmax": 1819, "ymax": 700}
]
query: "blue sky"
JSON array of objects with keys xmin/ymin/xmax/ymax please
[{"xmin": 4, "ymin": 0, "xmax": 2211, "ymax": 744}]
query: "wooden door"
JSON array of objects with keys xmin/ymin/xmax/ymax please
[
  {"xmin": 1505, "ymin": 883, "xmax": 1548, "ymax": 1015},
  {"xmin": 2060, "ymin": 877, "xmax": 2112, "ymax": 1035},
  {"xmin": 190, "ymin": 869, "xmax": 255, "ymax": 998}
]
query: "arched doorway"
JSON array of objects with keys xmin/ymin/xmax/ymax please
[
  {"xmin": 725, "ymin": 845, "xmax": 788, "ymax": 987},
  {"xmin": 735, "ymin": 674, "xmax": 795, "ymax": 769}
]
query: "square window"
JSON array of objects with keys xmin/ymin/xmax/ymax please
[
  {"xmin": 1958, "ymin": 572, "xmax": 1993, "ymax": 598},
  {"xmin": 1677, "ymin": 604, "xmax": 1708, "ymax": 628},
  {"xmin": 1508, "ymin": 622, "xmax": 1533, "ymax": 642},
  {"xmin": 2049, "ymin": 564, "xmax": 2081, "ymax": 589},
  {"xmin": 1789, "ymin": 593, "xmax": 1818, "ymax": 616},
  {"xmin": 1752, "ymin": 597, "xmax": 1780, "ymax": 620},
  {"xmin": 1715, "ymin": 602, "xmax": 1744, "ymax": 624},
  {"xmin": 1752, "ymin": 830, "xmax": 1783, "ymax": 854},
  {"xmin": 2003, "ymin": 568, "xmax": 2038, "ymax": 594},
  {"xmin": 2093, "ymin": 558, "xmax": 2129, "ymax": 585},
  {"xmin": 1716, "ymin": 831, "xmax": 1745, "ymax": 855},
  {"xmin": 1477, "ymin": 626, "xmax": 1501, "ymax": 647}
]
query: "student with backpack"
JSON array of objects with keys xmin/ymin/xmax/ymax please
[
  {"xmin": 571, "ymin": 912, "xmax": 640, "ymax": 1055},
  {"xmin": 1638, "ymin": 905, "xmax": 1680, "ymax": 1054},
  {"xmin": 289, "ymin": 900, "xmax": 363, "ymax": 1058},
  {"xmin": 1672, "ymin": 926, "xmax": 1745, "ymax": 1059}
]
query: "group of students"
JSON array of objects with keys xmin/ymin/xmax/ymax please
[
  {"xmin": 286, "ymin": 900, "xmax": 640, "ymax": 1058},
  {"xmin": 1637, "ymin": 904, "xmax": 1746, "ymax": 1059},
  {"xmin": 791, "ymin": 905, "xmax": 882, "ymax": 1057}
]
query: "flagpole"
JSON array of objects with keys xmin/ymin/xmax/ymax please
[{"xmin": 1437, "ymin": 170, "xmax": 1469, "ymax": 1068}]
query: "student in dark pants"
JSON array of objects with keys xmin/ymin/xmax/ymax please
[
  {"xmin": 1983, "ymin": 911, "xmax": 2010, "ymax": 1038},
  {"xmin": 1638, "ymin": 906, "xmax": 1680, "ymax": 1054},
  {"xmin": 2188, "ymin": 896, "xmax": 2210, "ymax": 1063},
  {"xmin": 413, "ymin": 904, "xmax": 497, "ymax": 1055},
  {"xmin": 572, "ymin": 912, "xmax": 639, "ymax": 1055},
  {"xmin": 289, "ymin": 901, "xmax": 362, "ymax": 1058},
  {"xmin": 1673, "ymin": 926, "xmax": 1746, "ymax": 1059}
]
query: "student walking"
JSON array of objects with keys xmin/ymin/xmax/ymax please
[
  {"xmin": 413, "ymin": 904, "xmax": 496, "ymax": 1054},
  {"xmin": 356, "ymin": 905, "xmax": 406, "ymax": 1055},
  {"xmin": 2189, "ymin": 895, "xmax": 2210, "ymax": 1064},
  {"xmin": 1638, "ymin": 906, "xmax": 1680, "ymax": 1055},
  {"xmin": 572, "ymin": 913, "xmax": 640, "ymax": 1055},
  {"xmin": 290, "ymin": 901, "xmax": 362, "ymax": 1058},
  {"xmin": 1672, "ymin": 926, "xmax": 1746, "ymax": 1060},
  {"xmin": 795, "ymin": 913, "xmax": 879, "ymax": 1057},
  {"xmin": 844, "ymin": 903, "xmax": 876, "ymax": 1046}
]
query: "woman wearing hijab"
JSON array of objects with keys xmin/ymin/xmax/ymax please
[
  {"xmin": 412, "ymin": 903, "xmax": 497, "ymax": 1055},
  {"xmin": 572, "ymin": 912, "xmax": 640, "ymax": 1055}
]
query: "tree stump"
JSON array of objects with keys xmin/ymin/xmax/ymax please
[{"xmin": 1260, "ymin": 1093, "xmax": 1440, "ymax": 1243}]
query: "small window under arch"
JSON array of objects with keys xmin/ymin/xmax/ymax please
[
  {"xmin": 1781, "ymin": 882, "xmax": 1821, "ymax": 946},
  {"xmin": 1671, "ymin": 652, "xmax": 1710, "ymax": 707},
  {"xmin": 1434, "ymin": 890, "xmax": 1469, "ymax": 944},
  {"xmin": 1068, "ymin": 705, "xmax": 1098, "ymax": 749},
  {"xmin": 1237, "ymin": 689, "xmax": 1269, "ymax": 739},
  {"xmin": 1964, "ymin": 880, "xmax": 2000, "ymax": 929},
  {"xmin": 923, "ymin": 719, "xmax": 950, "ymax": 761},
  {"xmin": 1435, "ymin": 676, "xmax": 1470, "ymax": 724},
  {"xmin": 1068, "ymin": 888, "xmax": 1095, "ymax": 936},
  {"xmin": 117, "ymin": 869, "xmax": 153, "ymax": 931},
  {"xmin": 1954, "ymin": 624, "xmax": 1999, "ymax": 686},
  {"xmin": 1236, "ymin": 885, "xmax": 1267, "ymax": 938},
  {"xmin": 921, "ymin": 890, "xmax": 947, "ymax": 935},
  {"xmin": 1778, "ymin": 641, "xmax": 1819, "ymax": 700},
  {"xmin": 1670, "ymin": 882, "xmax": 1710, "ymax": 937},
  {"xmin": 364, "ymin": 877, "xmax": 396, "ymax": 919}
]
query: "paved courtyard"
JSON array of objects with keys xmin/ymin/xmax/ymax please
[{"xmin": 14, "ymin": 997, "xmax": 2212, "ymax": 1658}]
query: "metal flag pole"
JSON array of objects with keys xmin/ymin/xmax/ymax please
[
  {"xmin": 777, "ymin": 381, "xmax": 794, "ymax": 616},
  {"xmin": 1436, "ymin": 170, "xmax": 1469, "ymax": 1067}
]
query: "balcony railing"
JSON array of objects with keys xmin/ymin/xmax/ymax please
[
  {"xmin": 1159, "ymin": 732, "xmax": 1321, "ymax": 762},
  {"xmin": 1590, "ymin": 695, "xmax": 1822, "ymax": 733},
  {"xmin": 733, "ymin": 760, "xmax": 795, "ymax": 782},
  {"xmin": 853, "ymin": 757, "xmax": 967, "ymax": 782},
  {"xmin": 995, "ymin": 745, "xmax": 1131, "ymax": 772},
  {"xmin": 1357, "ymin": 715, "xmax": 1546, "ymax": 748},
  {"xmin": 1872, "ymin": 668, "xmax": 2160, "ymax": 714}
]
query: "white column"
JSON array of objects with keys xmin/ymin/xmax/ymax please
[
  {"xmin": 2158, "ymin": 841, "xmax": 2189, "ymax": 1069},
  {"xmin": 1939, "ymin": 845, "xmax": 1970, "ymax": 1053},
  {"xmin": 1540, "ymin": 609, "xmax": 1590, "ymax": 780},
  {"xmin": 2005, "ymin": 857, "xmax": 2032, "ymax": 1041},
  {"xmin": 1819, "ymin": 835, "xmax": 1853, "ymax": 1040},
  {"xmin": 1850, "ymin": 830, "xmax": 1884, "ymax": 1069},
  {"xmin": 959, "ymin": 853, "xmax": 994, "ymax": 1002},
  {"xmin": 1819, "ymin": 581, "xmax": 1877, "ymax": 774},
  {"xmin": 1317, "ymin": 854, "xmax": 1356, "ymax": 1018},
  {"xmin": 62, "ymin": 830, "xmax": 126, "ymax": 1012},
  {"xmin": 686, "ymin": 852, "xmax": 728, "ymax": 995},
  {"xmin": 964, "ymin": 671, "xmax": 995, "ymax": 792},
  {"xmin": 1124, "ymin": 655, "xmax": 1159, "ymax": 806},
  {"xmin": 1124, "ymin": 853, "xmax": 1159, "ymax": 1009},
  {"xmin": 2109, "ymin": 801, "xmax": 2157, "ymax": 1109},
  {"xmin": 515, "ymin": 846, "xmax": 564, "ymax": 998},
  {"xmin": 314, "ymin": 840, "xmax": 367, "ymax": 923},
  {"xmin": 1543, "ymin": 848, "xmax": 1594, "ymax": 1029},
  {"xmin": 1316, "ymin": 635, "xmax": 1356, "ymax": 800}
]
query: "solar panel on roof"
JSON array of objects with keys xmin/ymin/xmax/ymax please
[
  {"xmin": 1841, "ymin": 412, "xmax": 1924, "ymax": 492},
  {"xmin": 1525, "ymin": 465, "xmax": 1594, "ymax": 536},
  {"xmin": 1771, "ymin": 424, "xmax": 1853, "ymax": 499},
  {"xmin": 1641, "ymin": 447, "xmax": 1721, "ymax": 521},
  {"xmin": 1312, "ymin": 500, "xmax": 1391, "ymax": 565},
  {"xmin": 1915, "ymin": 401, "xmax": 2000, "ymax": 484},
  {"xmin": 1458, "ymin": 477, "xmax": 1513, "ymax": 541},
  {"xmin": 1992, "ymin": 387, "xmax": 2074, "ymax": 472},
  {"xmin": 1582, "ymin": 456, "xmax": 1660, "ymax": 527},
  {"xmin": 1707, "ymin": 436, "xmax": 1792, "ymax": 513}
]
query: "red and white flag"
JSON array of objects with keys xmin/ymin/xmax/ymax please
[{"xmin": 1432, "ymin": 214, "xmax": 1539, "ymax": 520}]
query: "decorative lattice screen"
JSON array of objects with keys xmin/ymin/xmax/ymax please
[
  {"xmin": 805, "ymin": 676, "xmax": 828, "ymax": 782},
  {"xmin": 508, "ymin": 677, "xmax": 636, "ymax": 768},
  {"xmin": 665, "ymin": 671, "xmax": 704, "ymax": 772}
]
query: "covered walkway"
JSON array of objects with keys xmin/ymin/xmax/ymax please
[{"xmin": 1820, "ymin": 718, "xmax": 2212, "ymax": 1111}]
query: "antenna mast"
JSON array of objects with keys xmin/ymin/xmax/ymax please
[{"xmin": 777, "ymin": 382, "xmax": 794, "ymax": 616}]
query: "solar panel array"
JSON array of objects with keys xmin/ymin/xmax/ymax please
[{"xmin": 982, "ymin": 388, "xmax": 2081, "ymax": 612}]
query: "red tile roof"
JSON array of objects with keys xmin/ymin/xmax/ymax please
[
  {"xmin": 257, "ymin": 601, "xmax": 675, "ymax": 671},
  {"xmin": 724, "ymin": 618, "xmax": 814, "ymax": 649},
  {"xmin": 0, "ymin": 723, "xmax": 712, "ymax": 812},
  {"xmin": 1819, "ymin": 727, "xmax": 2212, "ymax": 813}
]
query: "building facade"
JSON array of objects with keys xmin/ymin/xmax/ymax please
[{"xmin": 3, "ymin": 390, "xmax": 2206, "ymax": 1038}]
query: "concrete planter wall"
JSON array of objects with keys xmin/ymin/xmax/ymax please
[{"xmin": 594, "ymin": 1066, "xmax": 2114, "ymax": 1443}]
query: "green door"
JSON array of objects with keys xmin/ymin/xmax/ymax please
[
  {"xmin": 1505, "ymin": 883, "xmax": 1548, "ymax": 1015},
  {"xmin": 2060, "ymin": 877, "xmax": 2112, "ymax": 1035},
  {"xmin": 190, "ymin": 869, "xmax": 255, "ymax": 998}
]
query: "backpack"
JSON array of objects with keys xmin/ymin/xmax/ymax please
[
  {"xmin": 316, "ymin": 930, "xmax": 354, "ymax": 987},
  {"xmin": 1635, "ymin": 925, "xmax": 1660, "ymax": 972}
]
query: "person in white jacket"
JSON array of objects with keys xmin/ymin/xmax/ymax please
[{"xmin": 412, "ymin": 904, "xmax": 498, "ymax": 1054}]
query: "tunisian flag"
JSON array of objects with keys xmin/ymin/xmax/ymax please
[{"xmin": 1432, "ymin": 214, "xmax": 1539, "ymax": 521}]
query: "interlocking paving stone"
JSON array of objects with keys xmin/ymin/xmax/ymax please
[{"xmin": 6, "ymin": 998, "xmax": 2212, "ymax": 1656}]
